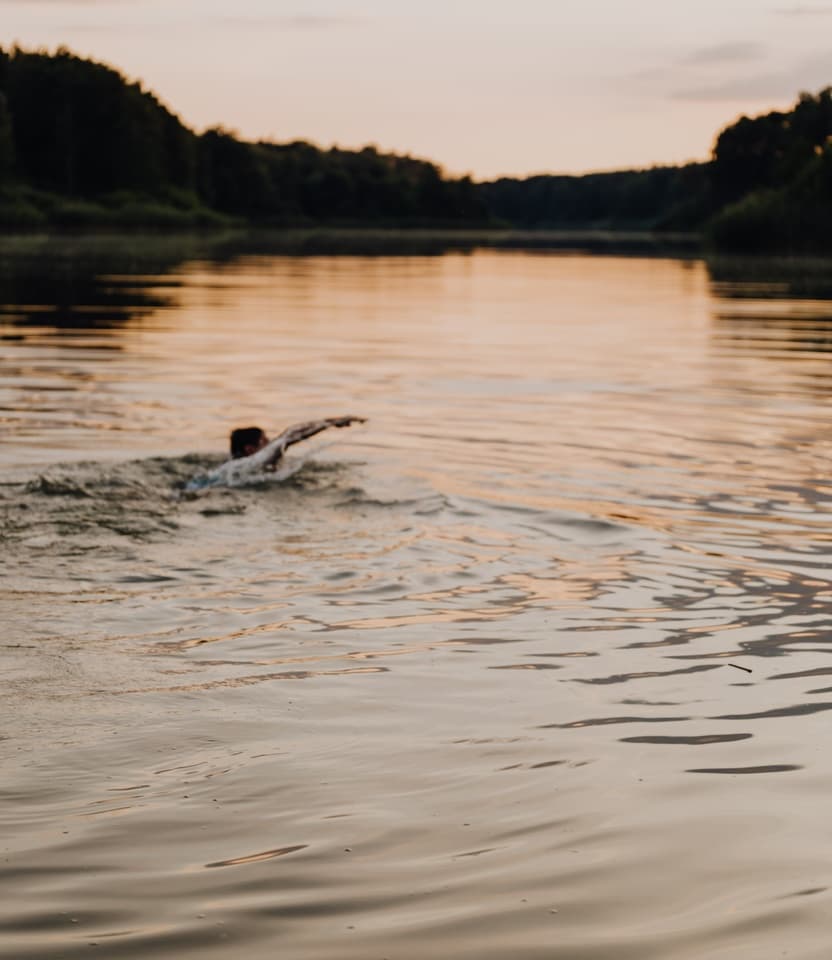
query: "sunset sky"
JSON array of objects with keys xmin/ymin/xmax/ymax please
[{"xmin": 2, "ymin": 0, "xmax": 830, "ymax": 178}]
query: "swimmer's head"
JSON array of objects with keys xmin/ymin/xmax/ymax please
[{"xmin": 230, "ymin": 426, "xmax": 269, "ymax": 459}]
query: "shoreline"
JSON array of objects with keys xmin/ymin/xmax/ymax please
[{"xmin": 0, "ymin": 225, "xmax": 703, "ymax": 253}]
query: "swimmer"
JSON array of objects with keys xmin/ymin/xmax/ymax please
[{"xmin": 186, "ymin": 415, "xmax": 366, "ymax": 492}]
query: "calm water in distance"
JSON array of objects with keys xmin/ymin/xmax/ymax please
[{"xmin": 3, "ymin": 234, "xmax": 832, "ymax": 959}]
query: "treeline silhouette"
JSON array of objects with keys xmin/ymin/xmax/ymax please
[
  {"xmin": 0, "ymin": 46, "xmax": 487, "ymax": 228},
  {"xmin": 1, "ymin": 45, "xmax": 831, "ymax": 250},
  {"xmin": 707, "ymin": 89, "xmax": 832, "ymax": 251},
  {"xmin": 482, "ymin": 91, "xmax": 832, "ymax": 249},
  {"xmin": 481, "ymin": 164, "xmax": 710, "ymax": 231}
]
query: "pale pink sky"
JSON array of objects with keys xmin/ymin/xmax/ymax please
[{"xmin": 2, "ymin": 0, "xmax": 831, "ymax": 178}]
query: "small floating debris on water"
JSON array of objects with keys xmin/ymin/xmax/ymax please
[{"xmin": 727, "ymin": 663, "xmax": 753, "ymax": 674}]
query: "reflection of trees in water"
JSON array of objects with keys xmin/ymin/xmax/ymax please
[
  {"xmin": 709, "ymin": 256, "xmax": 832, "ymax": 301},
  {"xmin": 0, "ymin": 235, "xmax": 198, "ymax": 329},
  {"xmin": 0, "ymin": 231, "xmax": 698, "ymax": 333},
  {"xmin": 0, "ymin": 232, "xmax": 459, "ymax": 331},
  {"xmin": 708, "ymin": 255, "xmax": 832, "ymax": 357}
]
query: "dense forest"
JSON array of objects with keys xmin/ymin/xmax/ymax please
[
  {"xmin": 481, "ymin": 88, "xmax": 832, "ymax": 248},
  {"xmin": 1, "ymin": 45, "xmax": 831, "ymax": 249},
  {"xmin": 705, "ymin": 89, "xmax": 832, "ymax": 251},
  {"xmin": 480, "ymin": 163, "xmax": 710, "ymax": 231},
  {"xmin": 0, "ymin": 46, "xmax": 488, "ymax": 228}
]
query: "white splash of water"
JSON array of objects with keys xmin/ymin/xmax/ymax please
[{"xmin": 184, "ymin": 444, "xmax": 331, "ymax": 494}]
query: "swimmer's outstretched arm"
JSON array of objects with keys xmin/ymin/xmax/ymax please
[
  {"xmin": 276, "ymin": 416, "xmax": 366, "ymax": 455},
  {"xmin": 248, "ymin": 416, "xmax": 367, "ymax": 470}
]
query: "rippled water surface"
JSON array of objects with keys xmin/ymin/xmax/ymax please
[{"xmin": 3, "ymin": 234, "xmax": 832, "ymax": 959}]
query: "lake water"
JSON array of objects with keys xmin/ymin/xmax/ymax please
[{"xmin": 3, "ymin": 233, "xmax": 832, "ymax": 960}]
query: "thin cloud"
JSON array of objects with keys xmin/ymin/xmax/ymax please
[
  {"xmin": 282, "ymin": 15, "xmax": 359, "ymax": 28},
  {"xmin": 623, "ymin": 43, "xmax": 766, "ymax": 88},
  {"xmin": 673, "ymin": 53, "xmax": 832, "ymax": 101},
  {"xmin": 219, "ymin": 15, "xmax": 362, "ymax": 30},
  {"xmin": 775, "ymin": 4, "xmax": 832, "ymax": 15},
  {"xmin": 683, "ymin": 42, "xmax": 766, "ymax": 65}
]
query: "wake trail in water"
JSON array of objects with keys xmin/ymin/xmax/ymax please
[{"xmin": 0, "ymin": 448, "xmax": 358, "ymax": 557}]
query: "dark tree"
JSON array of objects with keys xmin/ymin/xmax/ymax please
[{"xmin": 0, "ymin": 92, "xmax": 13, "ymax": 185}]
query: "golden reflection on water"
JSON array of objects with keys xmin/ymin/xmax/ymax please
[{"xmin": 5, "ymin": 242, "xmax": 832, "ymax": 960}]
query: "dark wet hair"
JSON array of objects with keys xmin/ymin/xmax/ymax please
[{"xmin": 230, "ymin": 426, "xmax": 266, "ymax": 459}]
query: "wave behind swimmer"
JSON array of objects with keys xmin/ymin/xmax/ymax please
[{"xmin": 185, "ymin": 416, "xmax": 366, "ymax": 493}]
